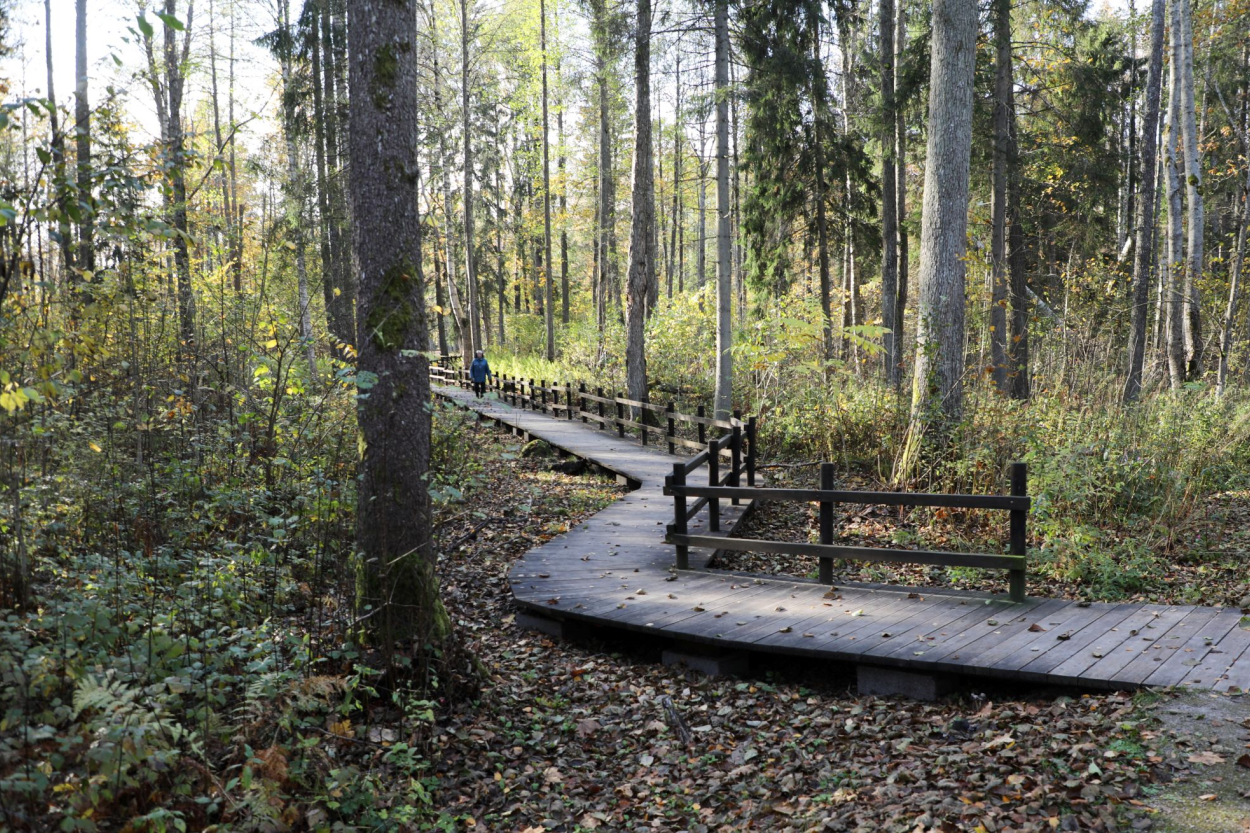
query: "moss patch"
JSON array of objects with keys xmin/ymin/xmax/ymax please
[
  {"xmin": 371, "ymin": 40, "xmax": 411, "ymax": 109},
  {"xmin": 365, "ymin": 259, "xmax": 415, "ymax": 351}
]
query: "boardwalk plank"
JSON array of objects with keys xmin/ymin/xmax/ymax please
[
  {"xmin": 1144, "ymin": 608, "xmax": 1244, "ymax": 688},
  {"xmin": 1177, "ymin": 619, "xmax": 1250, "ymax": 689}
]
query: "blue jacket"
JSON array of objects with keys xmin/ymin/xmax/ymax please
[{"xmin": 470, "ymin": 357, "xmax": 492, "ymax": 383}]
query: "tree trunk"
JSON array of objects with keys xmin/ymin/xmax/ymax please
[
  {"xmin": 669, "ymin": 53, "xmax": 682, "ymax": 299},
  {"xmin": 1216, "ymin": 64, "xmax": 1249, "ymax": 395},
  {"xmin": 988, "ymin": 0, "xmax": 1010, "ymax": 394},
  {"xmin": 1164, "ymin": 6, "xmax": 1186, "ymax": 390},
  {"xmin": 558, "ymin": 79, "xmax": 569, "ymax": 324},
  {"xmin": 1177, "ymin": 0, "xmax": 1203, "ymax": 380},
  {"xmin": 1123, "ymin": 0, "xmax": 1166, "ymax": 403},
  {"xmin": 905, "ymin": 0, "xmax": 978, "ymax": 441},
  {"xmin": 165, "ymin": 1, "xmax": 195, "ymax": 355},
  {"xmin": 879, "ymin": 0, "xmax": 899, "ymax": 385},
  {"xmin": 892, "ymin": 0, "xmax": 909, "ymax": 387},
  {"xmin": 321, "ymin": 0, "xmax": 351, "ymax": 336},
  {"xmin": 697, "ymin": 167, "xmax": 707, "ymax": 289},
  {"xmin": 540, "ymin": 0, "xmax": 555, "ymax": 360},
  {"xmin": 625, "ymin": 0, "xmax": 655, "ymax": 409},
  {"xmin": 713, "ymin": 0, "xmax": 733, "ymax": 419},
  {"xmin": 279, "ymin": 0, "xmax": 317, "ymax": 379},
  {"xmin": 461, "ymin": 0, "xmax": 481, "ymax": 356},
  {"xmin": 74, "ymin": 0, "xmax": 93, "ymax": 276},
  {"xmin": 310, "ymin": 0, "xmax": 340, "ymax": 348},
  {"xmin": 593, "ymin": 0, "xmax": 616, "ymax": 328},
  {"xmin": 44, "ymin": 0, "xmax": 73, "ymax": 280},
  {"xmin": 812, "ymin": 11, "xmax": 835, "ymax": 370},
  {"xmin": 348, "ymin": 0, "xmax": 449, "ymax": 653}
]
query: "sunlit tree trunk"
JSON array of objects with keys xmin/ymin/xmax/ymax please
[
  {"xmin": 1176, "ymin": 0, "xmax": 1203, "ymax": 379},
  {"xmin": 892, "ymin": 0, "xmax": 909, "ymax": 388},
  {"xmin": 713, "ymin": 0, "xmax": 733, "ymax": 419},
  {"xmin": 901, "ymin": 0, "xmax": 978, "ymax": 467},
  {"xmin": 812, "ymin": 7, "xmax": 835, "ymax": 372},
  {"xmin": 74, "ymin": 0, "xmax": 93, "ymax": 276},
  {"xmin": 1164, "ymin": 6, "xmax": 1186, "ymax": 390},
  {"xmin": 540, "ymin": 0, "xmax": 555, "ymax": 359},
  {"xmin": 1124, "ymin": 0, "xmax": 1166, "ymax": 403},
  {"xmin": 278, "ymin": 0, "xmax": 316, "ymax": 378},
  {"xmin": 879, "ymin": 0, "xmax": 899, "ymax": 385},
  {"xmin": 989, "ymin": 0, "xmax": 1010, "ymax": 394},
  {"xmin": 44, "ymin": 0, "xmax": 73, "ymax": 280},
  {"xmin": 461, "ymin": 0, "xmax": 482, "ymax": 356},
  {"xmin": 625, "ymin": 0, "xmax": 654, "ymax": 409}
]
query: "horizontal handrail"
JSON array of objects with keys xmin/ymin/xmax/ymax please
[
  {"xmin": 666, "ymin": 459, "xmax": 1029, "ymax": 602},
  {"xmin": 669, "ymin": 535, "xmax": 1027, "ymax": 572},
  {"xmin": 663, "ymin": 484, "xmax": 1029, "ymax": 512},
  {"xmin": 428, "ymin": 362, "xmax": 754, "ymax": 473}
]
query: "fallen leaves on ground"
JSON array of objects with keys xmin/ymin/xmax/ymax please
[{"xmin": 414, "ymin": 419, "xmax": 1185, "ymax": 832}]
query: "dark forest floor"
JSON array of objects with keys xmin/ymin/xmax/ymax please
[{"xmin": 423, "ymin": 418, "xmax": 1250, "ymax": 833}]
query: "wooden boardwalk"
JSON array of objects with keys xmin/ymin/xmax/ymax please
[{"xmin": 435, "ymin": 384, "xmax": 1250, "ymax": 693}]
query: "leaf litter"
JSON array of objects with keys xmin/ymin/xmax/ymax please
[{"xmin": 416, "ymin": 417, "xmax": 1210, "ymax": 833}]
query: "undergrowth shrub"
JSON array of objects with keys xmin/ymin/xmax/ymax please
[{"xmin": 0, "ymin": 379, "xmax": 479, "ymax": 831}]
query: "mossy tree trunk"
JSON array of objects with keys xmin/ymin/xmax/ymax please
[{"xmin": 348, "ymin": 0, "xmax": 451, "ymax": 655}]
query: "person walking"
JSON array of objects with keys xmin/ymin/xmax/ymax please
[{"xmin": 469, "ymin": 350, "xmax": 492, "ymax": 398}]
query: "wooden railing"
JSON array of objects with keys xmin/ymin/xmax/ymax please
[
  {"xmin": 664, "ymin": 461, "xmax": 1031, "ymax": 603},
  {"xmin": 429, "ymin": 359, "xmax": 756, "ymax": 480}
]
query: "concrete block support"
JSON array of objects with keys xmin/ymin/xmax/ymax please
[
  {"xmin": 662, "ymin": 649, "xmax": 749, "ymax": 677},
  {"xmin": 516, "ymin": 612, "xmax": 568, "ymax": 639},
  {"xmin": 857, "ymin": 665, "xmax": 956, "ymax": 701}
]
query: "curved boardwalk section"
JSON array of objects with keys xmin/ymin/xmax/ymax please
[{"xmin": 434, "ymin": 384, "xmax": 1250, "ymax": 694}]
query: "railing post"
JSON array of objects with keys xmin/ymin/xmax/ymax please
[
  {"xmin": 697, "ymin": 405, "xmax": 706, "ymax": 446},
  {"xmin": 567, "ymin": 383, "xmax": 574, "ymax": 420},
  {"xmin": 579, "ymin": 383, "xmax": 587, "ymax": 424},
  {"xmin": 597, "ymin": 387, "xmax": 605, "ymax": 429},
  {"xmin": 541, "ymin": 380, "xmax": 548, "ymax": 413},
  {"xmin": 616, "ymin": 393, "xmax": 625, "ymax": 439},
  {"xmin": 666, "ymin": 402, "xmax": 676, "ymax": 455},
  {"xmin": 730, "ymin": 425, "xmax": 742, "ymax": 506},
  {"xmin": 640, "ymin": 403, "xmax": 648, "ymax": 445},
  {"xmin": 671, "ymin": 464, "xmax": 688, "ymax": 570},
  {"xmin": 746, "ymin": 416, "xmax": 757, "ymax": 488},
  {"xmin": 819, "ymin": 462, "xmax": 835, "ymax": 585},
  {"xmin": 708, "ymin": 440, "xmax": 720, "ymax": 532},
  {"xmin": 1009, "ymin": 462, "xmax": 1028, "ymax": 603}
]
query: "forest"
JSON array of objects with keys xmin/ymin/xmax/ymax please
[{"xmin": 3, "ymin": 0, "xmax": 1250, "ymax": 829}]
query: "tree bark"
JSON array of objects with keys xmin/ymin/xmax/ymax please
[
  {"xmin": 1177, "ymin": 0, "xmax": 1203, "ymax": 380},
  {"xmin": 812, "ymin": 7, "xmax": 835, "ymax": 371},
  {"xmin": 558, "ymin": 76, "xmax": 569, "ymax": 324},
  {"xmin": 625, "ymin": 0, "xmax": 654, "ymax": 409},
  {"xmin": 879, "ymin": 0, "xmax": 899, "ymax": 385},
  {"xmin": 45, "ymin": 0, "xmax": 73, "ymax": 280},
  {"xmin": 1123, "ymin": 0, "xmax": 1166, "ymax": 403},
  {"xmin": 713, "ymin": 0, "xmax": 733, "ymax": 419},
  {"xmin": 541, "ymin": 0, "xmax": 555, "ymax": 359},
  {"xmin": 279, "ymin": 0, "xmax": 316, "ymax": 379},
  {"xmin": 905, "ymin": 0, "xmax": 978, "ymax": 438},
  {"xmin": 348, "ymin": 0, "xmax": 448, "ymax": 652},
  {"xmin": 593, "ymin": 0, "xmax": 616, "ymax": 330},
  {"xmin": 892, "ymin": 0, "xmax": 909, "ymax": 387},
  {"xmin": 74, "ymin": 0, "xmax": 93, "ymax": 276},
  {"xmin": 1164, "ymin": 3, "xmax": 1186, "ymax": 389},
  {"xmin": 461, "ymin": 0, "xmax": 482, "ymax": 356},
  {"xmin": 988, "ymin": 0, "xmax": 1010, "ymax": 394}
]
